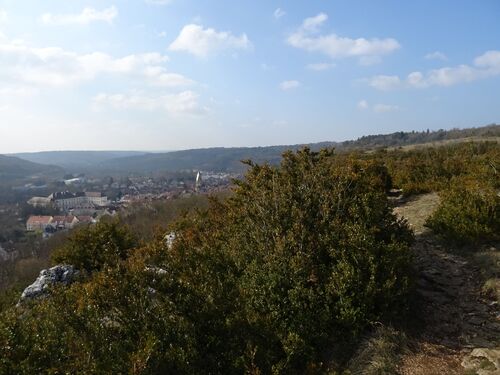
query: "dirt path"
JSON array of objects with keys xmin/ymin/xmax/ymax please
[{"xmin": 393, "ymin": 194, "xmax": 500, "ymax": 375}]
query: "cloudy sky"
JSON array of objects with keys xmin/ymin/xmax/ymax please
[{"xmin": 0, "ymin": 0, "xmax": 499, "ymax": 152}]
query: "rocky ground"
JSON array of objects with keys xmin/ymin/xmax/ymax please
[{"xmin": 394, "ymin": 194, "xmax": 500, "ymax": 375}]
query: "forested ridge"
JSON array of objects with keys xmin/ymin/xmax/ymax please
[
  {"xmin": 0, "ymin": 155, "xmax": 62, "ymax": 183},
  {"xmin": 8, "ymin": 124, "xmax": 499, "ymax": 174},
  {"xmin": 95, "ymin": 124, "xmax": 500, "ymax": 173}
]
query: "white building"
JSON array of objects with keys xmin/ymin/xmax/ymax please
[
  {"xmin": 49, "ymin": 191, "xmax": 109, "ymax": 211},
  {"xmin": 50, "ymin": 192, "xmax": 87, "ymax": 211},
  {"xmin": 52, "ymin": 216, "xmax": 79, "ymax": 230},
  {"xmin": 85, "ymin": 192, "xmax": 109, "ymax": 207}
]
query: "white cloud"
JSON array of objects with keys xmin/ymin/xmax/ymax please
[
  {"xmin": 368, "ymin": 50, "xmax": 500, "ymax": 90},
  {"xmin": 423, "ymin": 65, "xmax": 483, "ymax": 87},
  {"xmin": 0, "ymin": 10, "xmax": 7, "ymax": 24},
  {"xmin": 357, "ymin": 99, "xmax": 398, "ymax": 113},
  {"xmin": 92, "ymin": 91, "xmax": 208, "ymax": 116},
  {"xmin": 357, "ymin": 99, "xmax": 368, "ymax": 110},
  {"xmin": 279, "ymin": 80, "xmax": 300, "ymax": 90},
  {"xmin": 302, "ymin": 13, "xmax": 328, "ymax": 32},
  {"xmin": 141, "ymin": 65, "xmax": 194, "ymax": 87},
  {"xmin": 287, "ymin": 13, "xmax": 400, "ymax": 61},
  {"xmin": 306, "ymin": 62, "xmax": 334, "ymax": 71},
  {"xmin": 40, "ymin": 6, "xmax": 118, "ymax": 26},
  {"xmin": 0, "ymin": 86, "xmax": 39, "ymax": 97},
  {"xmin": 474, "ymin": 50, "xmax": 500, "ymax": 68},
  {"xmin": 0, "ymin": 36, "xmax": 193, "ymax": 88},
  {"xmin": 169, "ymin": 24, "xmax": 251, "ymax": 58},
  {"xmin": 373, "ymin": 103, "xmax": 399, "ymax": 113},
  {"xmin": 274, "ymin": 8, "xmax": 286, "ymax": 19},
  {"xmin": 425, "ymin": 51, "xmax": 447, "ymax": 61},
  {"xmin": 368, "ymin": 75, "xmax": 402, "ymax": 90}
]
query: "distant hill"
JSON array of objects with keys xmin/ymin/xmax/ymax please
[
  {"xmin": 11, "ymin": 124, "xmax": 500, "ymax": 174},
  {"xmin": 12, "ymin": 151, "xmax": 149, "ymax": 170},
  {"xmin": 0, "ymin": 155, "xmax": 63, "ymax": 183},
  {"xmin": 98, "ymin": 124, "xmax": 499, "ymax": 173},
  {"xmin": 97, "ymin": 144, "xmax": 337, "ymax": 173}
]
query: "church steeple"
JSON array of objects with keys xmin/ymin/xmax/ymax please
[{"xmin": 195, "ymin": 171, "xmax": 202, "ymax": 192}]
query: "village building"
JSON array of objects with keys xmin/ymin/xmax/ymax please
[
  {"xmin": 26, "ymin": 216, "xmax": 54, "ymax": 231},
  {"xmin": 50, "ymin": 192, "xmax": 86, "ymax": 211},
  {"xmin": 26, "ymin": 214, "xmax": 97, "ymax": 233},
  {"xmin": 195, "ymin": 171, "xmax": 203, "ymax": 192},
  {"xmin": 47, "ymin": 191, "xmax": 109, "ymax": 211},
  {"xmin": 76, "ymin": 216, "xmax": 95, "ymax": 225},
  {"xmin": 84, "ymin": 192, "xmax": 109, "ymax": 206},
  {"xmin": 51, "ymin": 216, "xmax": 79, "ymax": 230},
  {"xmin": 64, "ymin": 177, "xmax": 85, "ymax": 185},
  {"xmin": 70, "ymin": 205, "xmax": 97, "ymax": 216},
  {"xmin": 27, "ymin": 197, "xmax": 53, "ymax": 208}
]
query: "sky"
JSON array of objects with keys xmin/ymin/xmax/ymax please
[{"xmin": 0, "ymin": 0, "xmax": 499, "ymax": 153}]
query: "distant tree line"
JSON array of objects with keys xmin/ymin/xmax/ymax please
[
  {"xmin": 343, "ymin": 123, "xmax": 499, "ymax": 149},
  {"xmin": 66, "ymin": 124, "xmax": 500, "ymax": 174}
]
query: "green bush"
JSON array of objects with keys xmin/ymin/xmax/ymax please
[
  {"xmin": 51, "ymin": 221, "xmax": 137, "ymax": 273},
  {"xmin": 220, "ymin": 149, "xmax": 413, "ymax": 371},
  {"xmin": 426, "ymin": 180, "xmax": 500, "ymax": 245}
]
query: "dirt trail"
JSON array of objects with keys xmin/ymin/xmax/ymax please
[{"xmin": 393, "ymin": 194, "xmax": 500, "ymax": 375}]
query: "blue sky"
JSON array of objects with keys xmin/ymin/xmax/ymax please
[{"xmin": 0, "ymin": 0, "xmax": 499, "ymax": 152}]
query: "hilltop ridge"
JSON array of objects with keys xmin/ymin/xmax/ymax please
[
  {"xmin": 0, "ymin": 155, "xmax": 63, "ymax": 183},
  {"xmin": 10, "ymin": 124, "xmax": 499, "ymax": 174}
]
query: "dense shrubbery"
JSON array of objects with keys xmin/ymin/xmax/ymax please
[
  {"xmin": 119, "ymin": 193, "xmax": 216, "ymax": 241},
  {"xmin": 425, "ymin": 178, "xmax": 500, "ymax": 245},
  {"xmin": 413, "ymin": 142, "xmax": 499, "ymax": 245},
  {"xmin": 0, "ymin": 149, "xmax": 414, "ymax": 374},
  {"xmin": 377, "ymin": 141, "xmax": 499, "ymax": 195},
  {"xmin": 51, "ymin": 221, "xmax": 137, "ymax": 273},
  {"xmin": 217, "ymin": 150, "xmax": 413, "ymax": 371}
]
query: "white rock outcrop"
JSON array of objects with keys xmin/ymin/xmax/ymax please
[
  {"xmin": 19, "ymin": 265, "xmax": 78, "ymax": 303},
  {"xmin": 164, "ymin": 232, "xmax": 176, "ymax": 250},
  {"xmin": 462, "ymin": 348, "xmax": 500, "ymax": 375}
]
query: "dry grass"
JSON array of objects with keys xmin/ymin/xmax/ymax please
[
  {"xmin": 472, "ymin": 247, "xmax": 500, "ymax": 302},
  {"xmin": 387, "ymin": 136, "xmax": 500, "ymax": 152},
  {"xmin": 347, "ymin": 326, "xmax": 409, "ymax": 375},
  {"xmin": 397, "ymin": 343, "xmax": 463, "ymax": 375},
  {"xmin": 393, "ymin": 193, "xmax": 440, "ymax": 235}
]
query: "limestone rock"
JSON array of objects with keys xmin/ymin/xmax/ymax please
[
  {"xmin": 19, "ymin": 265, "xmax": 78, "ymax": 303},
  {"xmin": 462, "ymin": 348, "xmax": 500, "ymax": 375},
  {"xmin": 144, "ymin": 266, "xmax": 167, "ymax": 276},
  {"xmin": 164, "ymin": 232, "xmax": 176, "ymax": 250}
]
